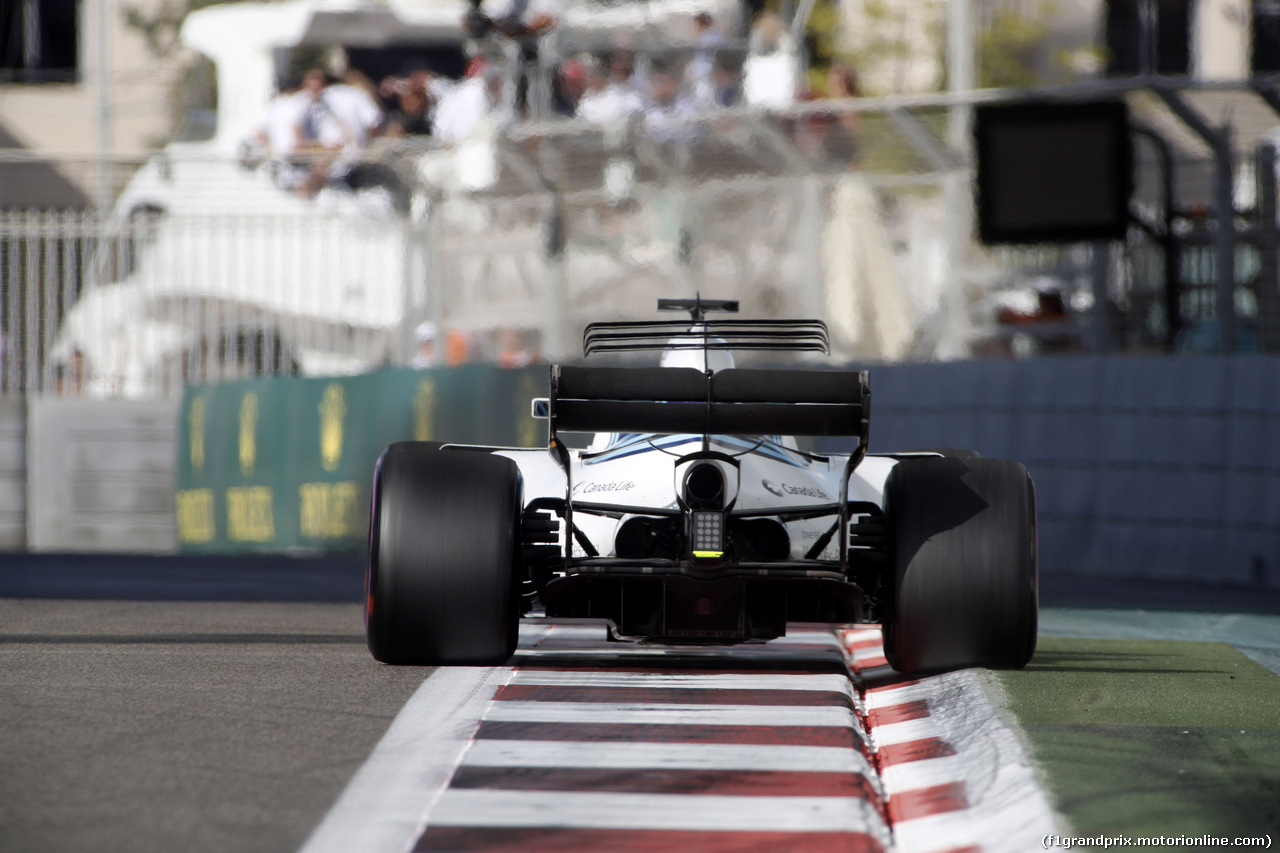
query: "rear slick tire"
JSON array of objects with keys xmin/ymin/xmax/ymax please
[
  {"xmin": 366, "ymin": 442, "xmax": 522, "ymax": 665},
  {"xmin": 882, "ymin": 456, "xmax": 1038, "ymax": 674}
]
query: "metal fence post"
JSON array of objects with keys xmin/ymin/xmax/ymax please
[
  {"xmin": 1090, "ymin": 241, "xmax": 1111, "ymax": 354},
  {"xmin": 541, "ymin": 194, "xmax": 569, "ymax": 362},
  {"xmin": 1215, "ymin": 125, "xmax": 1237, "ymax": 354},
  {"xmin": 1255, "ymin": 142, "xmax": 1280, "ymax": 352},
  {"xmin": 398, "ymin": 216, "xmax": 417, "ymax": 366},
  {"xmin": 799, "ymin": 175, "xmax": 825, "ymax": 323},
  {"xmin": 1157, "ymin": 89, "xmax": 1237, "ymax": 354}
]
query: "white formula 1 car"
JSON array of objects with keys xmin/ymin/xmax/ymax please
[{"xmin": 365, "ymin": 299, "xmax": 1038, "ymax": 673}]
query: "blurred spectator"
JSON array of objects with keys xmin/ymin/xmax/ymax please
[
  {"xmin": 474, "ymin": 0, "xmax": 561, "ymax": 116},
  {"xmin": 687, "ymin": 11, "xmax": 724, "ymax": 90},
  {"xmin": 693, "ymin": 50, "xmax": 744, "ymax": 110},
  {"xmin": 291, "ymin": 69, "xmax": 337, "ymax": 197},
  {"xmin": 290, "ymin": 67, "xmax": 384, "ymax": 154},
  {"xmin": 342, "ymin": 69, "xmax": 382, "ymax": 108},
  {"xmin": 251, "ymin": 78, "xmax": 300, "ymax": 155},
  {"xmin": 316, "ymin": 74, "xmax": 385, "ymax": 153},
  {"xmin": 574, "ymin": 55, "xmax": 610, "ymax": 120},
  {"xmin": 743, "ymin": 11, "xmax": 797, "ymax": 108},
  {"xmin": 433, "ymin": 56, "xmax": 513, "ymax": 145},
  {"xmin": 643, "ymin": 61, "xmax": 699, "ymax": 144},
  {"xmin": 801, "ymin": 59, "xmax": 861, "ymax": 166},
  {"xmin": 747, "ymin": 9, "xmax": 787, "ymax": 55},
  {"xmin": 54, "ymin": 349, "xmax": 86, "ymax": 396},
  {"xmin": 379, "ymin": 60, "xmax": 454, "ymax": 132},
  {"xmin": 608, "ymin": 48, "xmax": 638, "ymax": 89},
  {"xmin": 576, "ymin": 50, "xmax": 644, "ymax": 124},
  {"xmin": 294, "ymin": 68, "xmax": 334, "ymax": 150},
  {"xmin": 496, "ymin": 327, "xmax": 539, "ymax": 367},
  {"xmin": 445, "ymin": 328, "xmax": 475, "ymax": 365},
  {"xmin": 475, "ymin": 0, "xmax": 558, "ymax": 42},
  {"xmin": 411, "ymin": 321, "xmax": 438, "ymax": 367},
  {"xmin": 827, "ymin": 60, "xmax": 862, "ymax": 163},
  {"xmin": 738, "ymin": 0, "xmax": 767, "ymax": 36},
  {"xmin": 292, "ymin": 67, "xmax": 387, "ymax": 197},
  {"xmin": 249, "ymin": 77, "xmax": 309, "ymax": 190},
  {"xmin": 386, "ymin": 88, "xmax": 433, "ymax": 137},
  {"xmin": 551, "ymin": 56, "xmax": 587, "ymax": 117},
  {"xmin": 827, "ymin": 61, "xmax": 861, "ymax": 104}
]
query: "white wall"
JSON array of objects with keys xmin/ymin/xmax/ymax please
[
  {"xmin": 27, "ymin": 397, "xmax": 180, "ymax": 552},
  {"xmin": 0, "ymin": 400, "xmax": 27, "ymax": 548}
]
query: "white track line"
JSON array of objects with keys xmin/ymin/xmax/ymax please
[
  {"xmin": 297, "ymin": 664, "xmax": 510, "ymax": 853},
  {"xmin": 483, "ymin": 700, "xmax": 860, "ymax": 726},
  {"xmin": 428, "ymin": 789, "xmax": 886, "ymax": 832},
  {"xmin": 461, "ymin": 739, "xmax": 874, "ymax": 773},
  {"xmin": 870, "ymin": 718, "xmax": 941, "ymax": 747},
  {"xmin": 879, "ymin": 756, "xmax": 966, "ymax": 792},
  {"xmin": 509, "ymin": 670, "xmax": 857, "ymax": 691}
]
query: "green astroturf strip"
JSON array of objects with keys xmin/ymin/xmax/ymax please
[{"xmin": 998, "ymin": 637, "xmax": 1280, "ymax": 840}]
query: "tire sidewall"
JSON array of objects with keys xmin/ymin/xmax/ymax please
[{"xmin": 882, "ymin": 456, "xmax": 1038, "ymax": 673}]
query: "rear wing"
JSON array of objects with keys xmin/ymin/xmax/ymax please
[
  {"xmin": 547, "ymin": 365, "xmax": 870, "ymax": 442},
  {"xmin": 583, "ymin": 320, "xmax": 830, "ymax": 356}
]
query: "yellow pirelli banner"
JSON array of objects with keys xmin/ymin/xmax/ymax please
[{"xmin": 174, "ymin": 365, "xmax": 546, "ymax": 553}]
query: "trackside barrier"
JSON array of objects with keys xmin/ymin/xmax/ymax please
[
  {"xmin": 819, "ymin": 355, "xmax": 1280, "ymax": 588},
  {"xmin": 174, "ymin": 365, "xmax": 545, "ymax": 553},
  {"xmin": 166, "ymin": 355, "xmax": 1279, "ymax": 588}
]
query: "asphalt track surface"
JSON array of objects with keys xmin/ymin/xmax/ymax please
[
  {"xmin": 0, "ymin": 599, "xmax": 424, "ymax": 853},
  {"xmin": 2, "ymin": 554, "xmax": 1279, "ymax": 853}
]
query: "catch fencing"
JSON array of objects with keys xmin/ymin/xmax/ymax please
[
  {"xmin": 5, "ymin": 82, "xmax": 1280, "ymax": 400},
  {"xmin": 1, "ymin": 105, "xmax": 942, "ymax": 400}
]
